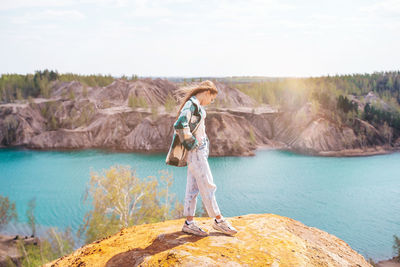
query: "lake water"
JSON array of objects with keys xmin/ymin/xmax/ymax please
[{"xmin": 0, "ymin": 147, "xmax": 399, "ymax": 261}]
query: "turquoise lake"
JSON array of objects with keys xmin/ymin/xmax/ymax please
[{"xmin": 0, "ymin": 147, "xmax": 399, "ymax": 261}]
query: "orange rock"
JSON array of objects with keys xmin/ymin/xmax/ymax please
[{"xmin": 44, "ymin": 214, "xmax": 371, "ymax": 267}]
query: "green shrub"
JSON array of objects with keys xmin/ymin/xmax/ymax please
[
  {"xmin": 394, "ymin": 234, "xmax": 400, "ymax": 261},
  {"xmin": 164, "ymin": 93, "xmax": 176, "ymax": 112},
  {"xmin": 0, "ymin": 195, "xmax": 18, "ymax": 231},
  {"xmin": 366, "ymin": 257, "xmax": 376, "ymax": 266},
  {"xmin": 128, "ymin": 95, "xmax": 148, "ymax": 108},
  {"xmin": 128, "ymin": 94, "xmax": 134, "ymax": 108},
  {"xmin": 16, "ymin": 88, "xmax": 23, "ymax": 100},
  {"xmin": 249, "ymin": 128, "xmax": 256, "ymax": 145},
  {"xmin": 68, "ymin": 90, "xmax": 75, "ymax": 101},
  {"xmin": 49, "ymin": 115, "xmax": 58, "ymax": 130},
  {"xmin": 16, "ymin": 226, "xmax": 75, "ymax": 267},
  {"xmin": 151, "ymin": 105, "xmax": 158, "ymax": 120}
]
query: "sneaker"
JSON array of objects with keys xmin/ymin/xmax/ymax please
[
  {"xmin": 212, "ymin": 218, "xmax": 238, "ymax": 235},
  {"xmin": 182, "ymin": 220, "xmax": 208, "ymax": 236}
]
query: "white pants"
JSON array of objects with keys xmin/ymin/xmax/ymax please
[{"xmin": 183, "ymin": 137, "xmax": 221, "ymax": 218}]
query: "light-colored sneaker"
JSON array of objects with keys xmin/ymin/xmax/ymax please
[
  {"xmin": 212, "ymin": 218, "xmax": 238, "ymax": 235},
  {"xmin": 182, "ymin": 220, "xmax": 208, "ymax": 236}
]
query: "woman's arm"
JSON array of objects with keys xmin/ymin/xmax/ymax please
[{"xmin": 174, "ymin": 100, "xmax": 199, "ymax": 150}]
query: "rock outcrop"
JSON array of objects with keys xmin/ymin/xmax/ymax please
[
  {"xmin": 0, "ymin": 79, "xmax": 276, "ymax": 156},
  {"xmin": 45, "ymin": 214, "xmax": 371, "ymax": 267},
  {"xmin": 271, "ymin": 105, "xmax": 388, "ymax": 156},
  {"xmin": 0, "ymin": 78, "xmax": 398, "ymax": 157}
]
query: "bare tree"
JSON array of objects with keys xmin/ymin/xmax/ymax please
[
  {"xmin": 381, "ymin": 121, "xmax": 393, "ymax": 146},
  {"xmin": 27, "ymin": 197, "xmax": 36, "ymax": 236},
  {"xmin": 0, "ymin": 195, "xmax": 18, "ymax": 231}
]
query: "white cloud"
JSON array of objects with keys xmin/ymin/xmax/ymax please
[
  {"xmin": 0, "ymin": 0, "xmax": 132, "ymax": 10},
  {"xmin": 1, "ymin": 0, "xmax": 400, "ymax": 76},
  {"xmin": 94, "ymin": 20, "xmax": 150, "ymax": 39},
  {"xmin": 0, "ymin": 0, "xmax": 70, "ymax": 10},
  {"xmin": 80, "ymin": 0, "xmax": 130, "ymax": 8},
  {"xmin": 360, "ymin": 0, "xmax": 400, "ymax": 17},
  {"xmin": 204, "ymin": 0, "xmax": 294, "ymax": 22},
  {"xmin": 128, "ymin": 4, "xmax": 173, "ymax": 18},
  {"xmin": 10, "ymin": 9, "xmax": 85, "ymax": 24}
]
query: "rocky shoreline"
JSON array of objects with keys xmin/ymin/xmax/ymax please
[
  {"xmin": 315, "ymin": 146, "xmax": 400, "ymax": 157},
  {"xmin": 0, "ymin": 234, "xmax": 39, "ymax": 267},
  {"xmin": 255, "ymin": 145, "xmax": 400, "ymax": 157},
  {"xmin": 4, "ymin": 141, "xmax": 399, "ymax": 159},
  {"xmin": 377, "ymin": 257, "xmax": 400, "ymax": 267}
]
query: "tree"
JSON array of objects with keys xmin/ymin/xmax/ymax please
[
  {"xmin": 394, "ymin": 234, "xmax": 400, "ymax": 261},
  {"xmin": 26, "ymin": 197, "xmax": 37, "ymax": 237},
  {"xmin": 16, "ymin": 88, "xmax": 23, "ymax": 100},
  {"xmin": 3, "ymin": 115, "xmax": 19, "ymax": 145},
  {"xmin": 381, "ymin": 121, "xmax": 393, "ymax": 145},
  {"xmin": 16, "ymin": 226, "xmax": 75, "ymax": 267},
  {"xmin": 363, "ymin": 103, "xmax": 372, "ymax": 121},
  {"xmin": 0, "ymin": 195, "xmax": 18, "ymax": 231},
  {"xmin": 78, "ymin": 165, "xmax": 183, "ymax": 244},
  {"xmin": 158, "ymin": 169, "xmax": 183, "ymax": 220},
  {"xmin": 265, "ymin": 88, "xmax": 276, "ymax": 106},
  {"xmin": 46, "ymin": 226, "xmax": 75, "ymax": 258},
  {"xmin": 37, "ymin": 76, "xmax": 51, "ymax": 98}
]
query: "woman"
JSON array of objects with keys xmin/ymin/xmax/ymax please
[{"xmin": 166, "ymin": 80, "xmax": 238, "ymax": 236}]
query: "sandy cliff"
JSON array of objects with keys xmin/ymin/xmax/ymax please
[
  {"xmin": 45, "ymin": 214, "xmax": 371, "ymax": 267},
  {"xmin": 0, "ymin": 78, "xmax": 397, "ymax": 156},
  {"xmin": 0, "ymin": 79, "xmax": 272, "ymax": 156}
]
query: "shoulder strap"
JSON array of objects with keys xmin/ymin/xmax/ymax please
[
  {"xmin": 188, "ymin": 98, "xmax": 202, "ymax": 134},
  {"xmin": 188, "ymin": 98, "xmax": 200, "ymax": 116}
]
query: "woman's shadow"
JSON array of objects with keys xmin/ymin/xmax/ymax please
[{"xmin": 105, "ymin": 230, "xmax": 227, "ymax": 267}]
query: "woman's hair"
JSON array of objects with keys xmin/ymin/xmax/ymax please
[{"xmin": 174, "ymin": 80, "xmax": 218, "ymax": 119}]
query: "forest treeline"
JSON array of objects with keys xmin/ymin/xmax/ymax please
[
  {"xmin": 234, "ymin": 71, "xmax": 400, "ymax": 107},
  {"xmin": 2, "ymin": 70, "xmax": 399, "ymax": 104},
  {"xmin": 0, "ymin": 70, "xmax": 135, "ymax": 102},
  {"xmin": 234, "ymin": 71, "xmax": 400, "ymax": 136}
]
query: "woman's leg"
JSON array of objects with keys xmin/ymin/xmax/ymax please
[
  {"xmin": 183, "ymin": 153, "xmax": 200, "ymax": 220},
  {"xmin": 187, "ymin": 147, "xmax": 221, "ymax": 219},
  {"xmin": 205, "ymin": 138, "xmax": 222, "ymax": 220}
]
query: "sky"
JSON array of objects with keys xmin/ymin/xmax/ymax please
[{"xmin": 1, "ymin": 0, "xmax": 400, "ymax": 77}]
